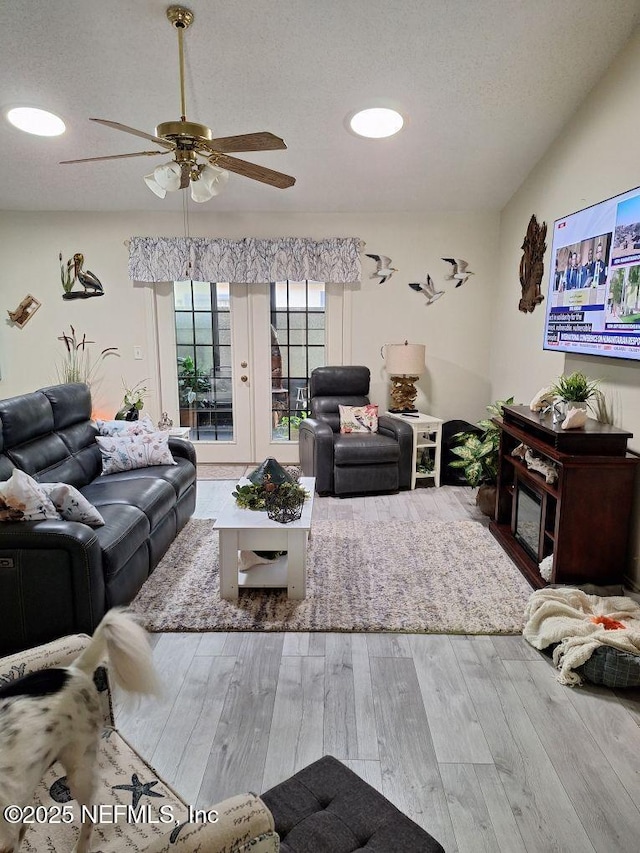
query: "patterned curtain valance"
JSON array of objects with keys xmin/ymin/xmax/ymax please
[{"xmin": 128, "ymin": 236, "xmax": 362, "ymax": 283}]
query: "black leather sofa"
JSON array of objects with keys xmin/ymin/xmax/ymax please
[
  {"xmin": 0, "ymin": 383, "xmax": 196, "ymax": 654},
  {"xmin": 299, "ymin": 366, "xmax": 413, "ymax": 496}
]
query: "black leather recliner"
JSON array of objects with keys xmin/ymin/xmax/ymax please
[{"xmin": 299, "ymin": 366, "xmax": 413, "ymax": 496}]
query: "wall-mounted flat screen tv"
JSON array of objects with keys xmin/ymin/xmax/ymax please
[{"xmin": 543, "ymin": 185, "xmax": 640, "ymax": 361}]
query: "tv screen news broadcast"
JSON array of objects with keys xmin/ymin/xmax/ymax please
[{"xmin": 543, "ymin": 185, "xmax": 640, "ymax": 361}]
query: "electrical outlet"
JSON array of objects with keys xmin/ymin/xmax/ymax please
[{"xmin": 134, "ymin": 346, "xmax": 143, "ymax": 360}]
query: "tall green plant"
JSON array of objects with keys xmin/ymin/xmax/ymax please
[{"xmin": 449, "ymin": 397, "xmax": 514, "ymax": 487}]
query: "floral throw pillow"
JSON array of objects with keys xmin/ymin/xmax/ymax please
[
  {"xmin": 40, "ymin": 482, "xmax": 105, "ymax": 527},
  {"xmin": 96, "ymin": 432, "xmax": 177, "ymax": 475},
  {"xmin": 95, "ymin": 414, "xmax": 155, "ymax": 437},
  {"xmin": 0, "ymin": 468, "xmax": 59, "ymax": 522},
  {"xmin": 339, "ymin": 404, "xmax": 379, "ymax": 434}
]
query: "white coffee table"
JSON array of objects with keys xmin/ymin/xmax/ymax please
[{"xmin": 214, "ymin": 477, "xmax": 315, "ymax": 600}]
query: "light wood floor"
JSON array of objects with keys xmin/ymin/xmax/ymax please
[{"xmin": 115, "ymin": 482, "xmax": 640, "ymax": 853}]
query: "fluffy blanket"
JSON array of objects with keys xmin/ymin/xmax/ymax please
[{"xmin": 523, "ymin": 588, "xmax": 640, "ymax": 685}]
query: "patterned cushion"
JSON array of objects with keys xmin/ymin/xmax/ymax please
[
  {"xmin": 40, "ymin": 481, "xmax": 105, "ymax": 526},
  {"xmin": 96, "ymin": 432, "xmax": 177, "ymax": 475},
  {"xmin": 96, "ymin": 414, "xmax": 156, "ymax": 437},
  {"xmin": 339, "ymin": 404, "xmax": 379, "ymax": 434},
  {"xmin": 0, "ymin": 467, "xmax": 59, "ymax": 521}
]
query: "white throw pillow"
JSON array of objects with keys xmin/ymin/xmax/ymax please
[
  {"xmin": 0, "ymin": 469, "xmax": 59, "ymax": 522},
  {"xmin": 40, "ymin": 482, "xmax": 105, "ymax": 527},
  {"xmin": 95, "ymin": 413, "xmax": 155, "ymax": 437},
  {"xmin": 96, "ymin": 432, "xmax": 177, "ymax": 475}
]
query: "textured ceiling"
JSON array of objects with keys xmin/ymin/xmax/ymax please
[{"xmin": 1, "ymin": 0, "xmax": 639, "ymax": 213}]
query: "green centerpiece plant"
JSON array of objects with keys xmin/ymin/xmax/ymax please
[{"xmin": 550, "ymin": 371, "xmax": 599, "ymax": 406}]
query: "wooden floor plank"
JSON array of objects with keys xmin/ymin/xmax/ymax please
[
  {"xmin": 342, "ymin": 759, "xmax": 383, "ymax": 792},
  {"xmin": 261, "ymin": 655, "xmax": 325, "ymax": 791},
  {"xmin": 505, "ymin": 659, "xmax": 640, "ymax": 851},
  {"xmin": 453, "ymin": 636, "xmax": 595, "ymax": 853},
  {"xmin": 412, "ymin": 635, "xmax": 492, "ymax": 764},
  {"xmin": 439, "ymin": 763, "xmax": 501, "ymax": 853},
  {"xmin": 282, "ymin": 632, "xmax": 310, "ymax": 656},
  {"xmin": 324, "ymin": 634, "xmax": 358, "ymax": 759},
  {"xmin": 351, "ymin": 634, "xmax": 379, "ymax": 760},
  {"xmin": 564, "ymin": 682, "xmax": 640, "ymax": 804},
  {"xmin": 198, "ymin": 633, "xmax": 284, "ymax": 805},
  {"xmin": 171, "ymin": 656, "xmax": 236, "ymax": 806},
  {"xmin": 308, "ymin": 632, "xmax": 327, "ymax": 656},
  {"xmin": 115, "ymin": 633, "xmax": 201, "ymax": 759},
  {"xmin": 196, "ymin": 632, "xmax": 228, "ymax": 655},
  {"xmin": 474, "ymin": 763, "xmax": 527, "ymax": 853},
  {"xmin": 490, "ymin": 635, "xmax": 541, "ymax": 661},
  {"xmin": 370, "ymin": 656, "xmax": 456, "ymax": 852},
  {"xmin": 366, "ymin": 633, "xmax": 413, "ymax": 657}
]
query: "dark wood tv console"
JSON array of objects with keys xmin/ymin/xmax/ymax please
[{"xmin": 490, "ymin": 405, "xmax": 638, "ymax": 589}]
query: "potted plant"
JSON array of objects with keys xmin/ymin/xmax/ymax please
[
  {"xmin": 115, "ymin": 379, "xmax": 149, "ymax": 421},
  {"xmin": 177, "ymin": 356, "xmax": 211, "ymax": 427},
  {"xmin": 550, "ymin": 371, "xmax": 600, "ymax": 412},
  {"xmin": 275, "ymin": 412, "xmax": 307, "ymax": 440},
  {"xmin": 449, "ymin": 396, "xmax": 514, "ymax": 516}
]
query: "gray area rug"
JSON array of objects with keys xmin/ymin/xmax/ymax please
[{"xmin": 131, "ymin": 518, "xmax": 533, "ymax": 634}]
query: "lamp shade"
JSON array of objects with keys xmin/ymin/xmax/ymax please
[
  {"xmin": 383, "ymin": 342, "xmax": 425, "ymax": 376},
  {"xmin": 191, "ymin": 164, "xmax": 229, "ymax": 203}
]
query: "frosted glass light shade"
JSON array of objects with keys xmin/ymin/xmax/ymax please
[
  {"xmin": 191, "ymin": 164, "xmax": 229, "ymax": 202},
  {"xmin": 384, "ymin": 342, "xmax": 425, "ymax": 376},
  {"xmin": 144, "ymin": 162, "xmax": 183, "ymax": 198}
]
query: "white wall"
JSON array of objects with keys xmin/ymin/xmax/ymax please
[
  {"xmin": 491, "ymin": 28, "xmax": 640, "ymax": 585},
  {"xmin": 0, "ymin": 210, "xmax": 498, "ymax": 426}
]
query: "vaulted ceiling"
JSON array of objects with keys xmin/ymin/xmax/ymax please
[{"xmin": 2, "ymin": 0, "xmax": 639, "ymax": 212}]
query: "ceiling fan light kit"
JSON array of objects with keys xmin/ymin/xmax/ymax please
[{"xmin": 60, "ymin": 6, "xmax": 295, "ymax": 201}]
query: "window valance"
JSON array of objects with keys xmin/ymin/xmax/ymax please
[{"xmin": 128, "ymin": 236, "xmax": 362, "ymax": 283}]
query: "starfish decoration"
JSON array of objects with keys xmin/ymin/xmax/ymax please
[{"xmin": 113, "ymin": 773, "xmax": 164, "ymax": 809}]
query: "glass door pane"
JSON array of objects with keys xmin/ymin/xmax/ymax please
[
  {"xmin": 175, "ymin": 281, "xmax": 234, "ymax": 441},
  {"xmin": 270, "ymin": 281, "xmax": 325, "ymax": 442}
]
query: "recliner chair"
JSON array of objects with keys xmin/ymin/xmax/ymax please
[{"xmin": 299, "ymin": 366, "xmax": 413, "ymax": 496}]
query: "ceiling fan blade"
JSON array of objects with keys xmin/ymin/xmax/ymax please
[
  {"xmin": 203, "ymin": 132, "xmax": 287, "ymax": 153},
  {"xmin": 90, "ymin": 118, "xmax": 175, "ymax": 149},
  {"xmin": 209, "ymin": 153, "xmax": 296, "ymax": 188},
  {"xmin": 60, "ymin": 151, "xmax": 166, "ymax": 164}
]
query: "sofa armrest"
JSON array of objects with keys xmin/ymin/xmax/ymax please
[
  {"xmin": 299, "ymin": 418, "xmax": 335, "ymax": 495},
  {"xmin": 0, "ymin": 633, "xmax": 114, "ymax": 727},
  {"xmin": 142, "ymin": 794, "xmax": 279, "ymax": 853},
  {"xmin": 0, "ymin": 520, "xmax": 105, "ymax": 654},
  {"xmin": 378, "ymin": 415, "xmax": 414, "ymax": 490},
  {"xmin": 168, "ymin": 436, "xmax": 197, "ymax": 466}
]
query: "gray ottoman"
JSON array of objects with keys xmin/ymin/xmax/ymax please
[{"xmin": 261, "ymin": 755, "xmax": 444, "ymax": 852}]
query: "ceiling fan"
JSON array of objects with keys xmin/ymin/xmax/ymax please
[{"xmin": 60, "ymin": 5, "xmax": 295, "ymax": 202}]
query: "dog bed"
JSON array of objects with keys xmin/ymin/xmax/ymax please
[{"xmin": 523, "ymin": 587, "xmax": 640, "ymax": 687}]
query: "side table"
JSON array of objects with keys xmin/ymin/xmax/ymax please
[
  {"xmin": 385, "ymin": 411, "xmax": 443, "ymax": 488},
  {"xmin": 167, "ymin": 426, "xmax": 191, "ymax": 440}
]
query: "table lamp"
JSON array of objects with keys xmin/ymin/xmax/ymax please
[{"xmin": 383, "ymin": 341, "xmax": 426, "ymax": 412}]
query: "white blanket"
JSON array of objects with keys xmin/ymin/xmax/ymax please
[{"xmin": 523, "ymin": 588, "xmax": 640, "ymax": 685}]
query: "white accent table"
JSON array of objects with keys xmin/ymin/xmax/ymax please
[
  {"xmin": 214, "ymin": 477, "xmax": 315, "ymax": 600},
  {"xmin": 167, "ymin": 426, "xmax": 191, "ymax": 439},
  {"xmin": 385, "ymin": 412, "xmax": 444, "ymax": 488}
]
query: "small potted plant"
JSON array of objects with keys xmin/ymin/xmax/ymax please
[
  {"xmin": 550, "ymin": 371, "xmax": 600, "ymax": 412},
  {"xmin": 264, "ymin": 480, "xmax": 308, "ymax": 523},
  {"xmin": 177, "ymin": 356, "xmax": 211, "ymax": 427},
  {"xmin": 115, "ymin": 379, "xmax": 149, "ymax": 421},
  {"xmin": 449, "ymin": 397, "xmax": 514, "ymax": 516}
]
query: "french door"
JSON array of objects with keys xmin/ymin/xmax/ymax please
[{"xmin": 151, "ymin": 281, "xmax": 348, "ymax": 463}]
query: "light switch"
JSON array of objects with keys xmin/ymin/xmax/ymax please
[{"xmin": 134, "ymin": 346, "xmax": 143, "ymax": 360}]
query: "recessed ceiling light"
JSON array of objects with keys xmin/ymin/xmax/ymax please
[
  {"xmin": 6, "ymin": 107, "xmax": 65, "ymax": 136},
  {"xmin": 349, "ymin": 108, "xmax": 404, "ymax": 139}
]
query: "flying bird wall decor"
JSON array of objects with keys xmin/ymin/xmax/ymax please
[
  {"xmin": 365, "ymin": 254, "xmax": 397, "ymax": 284},
  {"xmin": 408, "ymin": 275, "xmax": 444, "ymax": 305},
  {"xmin": 442, "ymin": 258, "xmax": 474, "ymax": 287}
]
